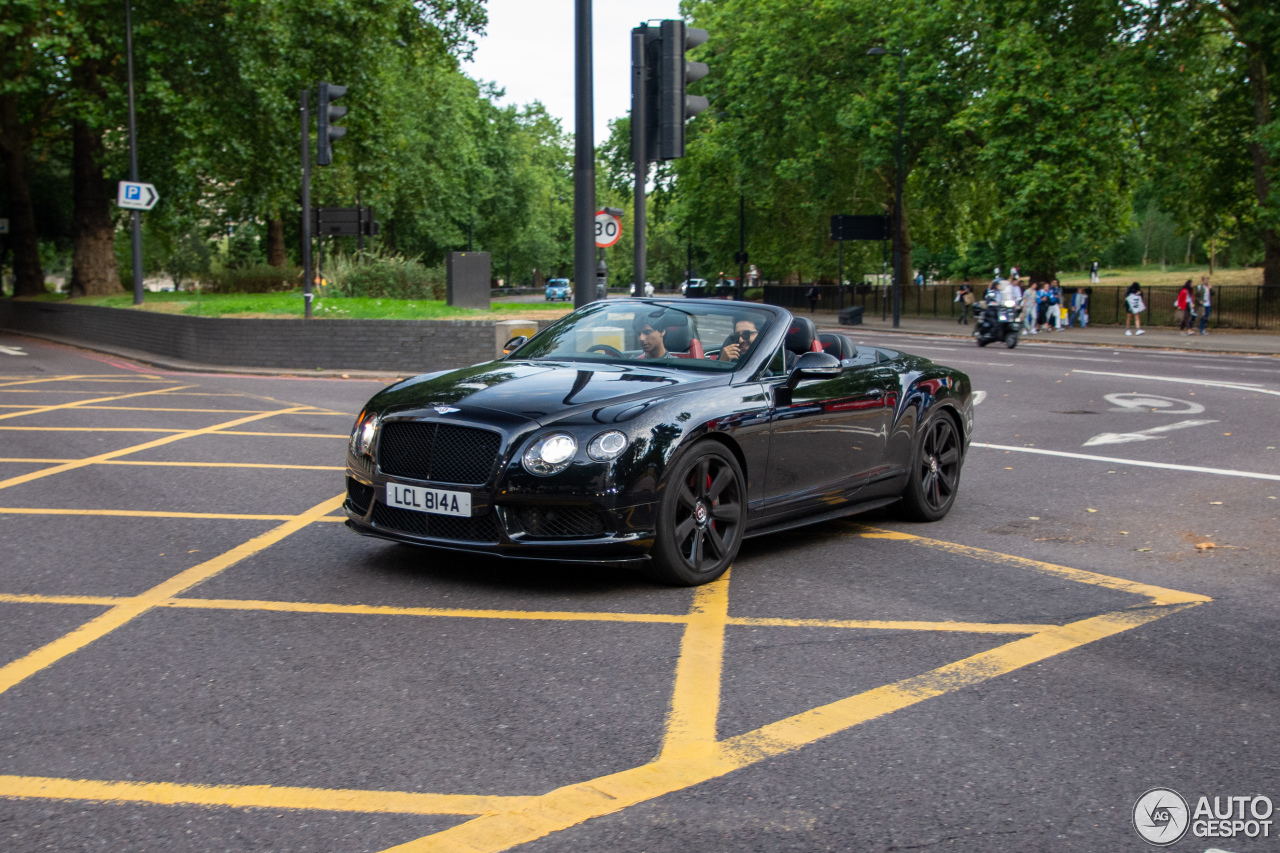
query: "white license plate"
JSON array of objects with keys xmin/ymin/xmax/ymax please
[{"xmin": 385, "ymin": 482, "xmax": 472, "ymax": 517}]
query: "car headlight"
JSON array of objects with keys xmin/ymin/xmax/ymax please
[
  {"xmin": 586, "ymin": 430, "xmax": 628, "ymax": 462},
  {"xmin": 350, "ymin": 411, "xmax": 378, "ymax": 457},
  {"xmin": 522, "ymin": 432, "xmax": 578, "ymax": 476}
]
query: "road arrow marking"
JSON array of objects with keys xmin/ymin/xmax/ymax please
[
  {"xmin": 1083, "ymin": 419, "xmax": 1217, "ymax": 447},
  {"xmin": 0, "ymin": 346, "xmax": 27, "ymax": 356}
]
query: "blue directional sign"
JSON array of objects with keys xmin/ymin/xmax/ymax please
[{"xmin": 116, "ymin": 181, "xmax": 159, "ymax": 211}]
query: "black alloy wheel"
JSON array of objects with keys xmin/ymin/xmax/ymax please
[
  {"xmin": 646, "ymin": 442, "xmax": 745, "ymax": 585},
  {"xmin": 899, "ymin": 412, "xmax": 963, "ymax": 522}
]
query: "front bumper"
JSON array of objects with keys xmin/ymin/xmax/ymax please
[{"xmin": 344, "ymin": 458, "xmax": 659, "ymax": 564}]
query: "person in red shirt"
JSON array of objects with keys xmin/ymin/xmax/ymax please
[{"xmin": 1176, "ymin": 280, "xmax": 1195, "ymax": 335}]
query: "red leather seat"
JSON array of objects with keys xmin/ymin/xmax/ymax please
[
  {"xmin": 662, "ymin": 315, "xmax": 704, "ymax": 359},
  {"xmin": 786, "ymin": 316, "xmax": 824, "ymax": 354}
]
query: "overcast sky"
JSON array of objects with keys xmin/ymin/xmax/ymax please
[{"xmin": 464, "ymin": 0, "xmax": 684, "ymax": 143}]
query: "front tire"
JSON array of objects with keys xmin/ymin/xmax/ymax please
[
  {"xmin": 1004, "ymin": 332, "xmax": 1019, "ymax": 349},
  {"xmin": 645, "ymin": 442, "xmax": 745, "ymax": 586},
  {"xmin": 899, "ymin": 412, "xmax": 963, "ymax": 522}
]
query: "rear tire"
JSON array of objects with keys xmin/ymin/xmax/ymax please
[
  {"xmin": 645, "ymin": 442, "xmax": 745, "ymax": 586},
  {"xmin": 898, "ymin": 412, "xmax": 963, "ymax": 522}
]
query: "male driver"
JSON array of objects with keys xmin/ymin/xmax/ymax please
[
  {"xmin": 633, "ymin": 311, "xmax": 669, "ymax": 359},
  {"xmin": 718, "ymin": 316, "xmax": 759, "ymax": 362}
]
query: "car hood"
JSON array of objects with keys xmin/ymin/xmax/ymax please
[{"xmin": 368, "ymin": 360, "xmax": 727, "ymax": 427}]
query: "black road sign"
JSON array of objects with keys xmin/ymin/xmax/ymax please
[
  {"xmin": 312, "ymin": 206, "xmax": 378, "ymax": 237},
  {"xmin": 831, "ymin": 214, "xmax": 890, "ymax": 242}
]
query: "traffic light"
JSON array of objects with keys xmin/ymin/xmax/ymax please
[
  {"xmin": 316, "ymin": 82, "xmax": 348, "ymax": 166},
  {"xmin": 657, "ymin": 20, "xmax": 709, "ymax": 160}
]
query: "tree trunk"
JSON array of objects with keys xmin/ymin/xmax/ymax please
[
  {"xmin": 1242, "ymin": 30, "xmax": 1277, "ymax": 286},
  {"xmin": 266, "ymin": 217, "xmax": 287, "ymax": 267},
  {"xmin": 0, "ymin": 97, "xmax": 44, "ymax": 297},
  {"xmin": 69, "ymin": 120, "xmax": 122, "ymax": 296}
]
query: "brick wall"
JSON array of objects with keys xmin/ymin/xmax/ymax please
[{"xmin": 0, "ymin": 301, "xmax": 539, "ymax": 372}]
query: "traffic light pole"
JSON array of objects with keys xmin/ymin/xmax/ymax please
[
  {"xmin": 631, "ymin": 26, "xmax": 647, "ymax": 293},
  {"xmin": 736, "ymin": 194, "xmax": 745, "ymax": 301},
  {"xmin": 299, "ymin": 88, "xmax": 313, "ymax": 320},
  {"xmin": 124, "ymin": 0, "xmax": 143, "ymax": 305},
  {"xmin": 892, "ymin": 51, "xmax": 904, "ymax": 328},
  {"xmin": 573, "ymin": 0, "xmax": 596, "ymax": 308}
]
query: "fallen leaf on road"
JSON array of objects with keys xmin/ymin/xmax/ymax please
[
  {"xmin": 1195, "ymin": 542, "xmax": 1215, "ymax": 551},
  {"xmin": 1028, "ymin": 516, "xmax": 1040, "ymax": 520},
  {"xmin": 1120, "ymin": 531, "xmax": 1129, "ymax": 535},
  {"xmin": 1136, "ymin": 548, "xmax": 1151, "ymax": 552},
  {"xmin": 1209, "ymin": 501, "xmax": 1223, "ymax": 505},
  {"xmin": 1223, "ymin": 432, "xmax": 1232, "ymax": 435},
  {"xmin": 1086, "ymin": 508, "xmax": 1097, "ymax": 513}
]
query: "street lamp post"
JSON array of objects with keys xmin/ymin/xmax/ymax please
[{"xmin": 867, "ymin": 47, "xmax": 904, "ymax": 328}]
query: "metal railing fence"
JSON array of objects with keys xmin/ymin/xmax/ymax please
[{"xmin": 762, "ymin": 284, "xmax": 1280, "ymax": 330}]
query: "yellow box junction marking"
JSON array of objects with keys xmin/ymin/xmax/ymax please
[
  {"xmin": 0, "ymin": 384, "xmax": 1212, "ymax": 847},
  {"xmin": 0, "ymin": 383, "xmax": 198, "ymax": 421},
  {"xmin": 0, "ymin": 406, "xmax": 314, "ymax": 493},
  {"xmin": 0, "ymin": 493, "xmax": 345, "ymax": 699}
]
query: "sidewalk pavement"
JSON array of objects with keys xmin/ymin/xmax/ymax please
[{"xmin": 807, "ymin": 311, "xmax": 1280, "ymax": 356}]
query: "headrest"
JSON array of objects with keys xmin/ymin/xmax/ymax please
[
  {"xmin": 786, "ymin": 316, "xmax": 817, "ymax": 354},
  {"xmin": 663, "ymin": 314, "xmax": 697, "ymax": 352},
  {"xmin": 818, "ymin": 333, "xmax": 853, "ymax": 360}
]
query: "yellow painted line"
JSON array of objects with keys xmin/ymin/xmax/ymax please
[
  {"xmin": 0, "ymin": 507, "xmax": 320, "ymax": 522},
  {"xmin": 0, "ymin": 384, "xmax": 197, "ymax": 422},
  {"xmin": 0, "ymin": 593, "xmax": 121, "ymax": 606},
  {"xmin": 659, "ymin": 574, "xmax": 730, "ymax": 762},
  {"xmin": 726, "ymin": 616, "xmax": 1058, "ymax": 634},
  {"xmin": 0, "ymin": 587, "xmax": 1050, "ymax": 634},
  {"xmin": 217, "ymin": 430, "xmax": 349, "ymax": 439},
  {"xmin": 160, "ymin": 597, "xmax": 689, "ymax": 623},
  {"xmin": 379, "ymin": 602, "xmax": 1204, "ymax": 853},
  {"xmin": 0, "ymin": 426, "xmax": 185, "ymax": 433},
  {"xmin": 0, "ymin": 375, "xmax": 94, "ymax": 389},
  {"xmin": 0, "ymin": 404, "xmax": 285, "ymax": 414},
  {"xmin": 0, "ymin": 458, "xmax": 345, "ymax": 471},
  {"xmin": 854, "ymin": 526, "xmax": 1212, "ymax": 606},
  {"xmin": 0, "ymin": 406, "xmax": 310, "ymax": 492},
  {"xmin": 0, "ymin": 775, "xmax": 531, "ymax": 816},
  {"xmin": 0, "ymin": 493, "xmax": 344, "ymax": 698}
]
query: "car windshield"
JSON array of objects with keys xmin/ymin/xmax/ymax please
[{"xmin": 512, "ymin": 300, "xmax": 778, "ymax": 372}]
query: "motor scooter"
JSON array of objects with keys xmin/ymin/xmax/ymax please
[{"xmin": 973, "ymin": 290, "xmax": 1021, "ymax": 348}]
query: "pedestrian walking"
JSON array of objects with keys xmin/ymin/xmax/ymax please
[
  {"xmin": 1196, "ymin": 276, "xmax": 1212, "ymax": 335},
  {"xmin": 956, "ymin": 283, "xmax": 975, "ymax": 324},
  {"xmin": 1090, "ymin": 260, "xmax": 1100, "ymax": 284},
  {"xmin": 1124, "ymin": 282, "xmax": 1145, "ymax": 335},
  {"xmin": 806, "ymin": 283, "xmax": 820, "ymax": 314},
  {"xmin": 1009, "ymin": 277, "xmax": 1023, "ymax": 305},
  {"xmin": 1022, "ymin": 282, "xmax": 1038, "ymax": 333},
  {"xmin": 1176, "ymin": 279, "xmax": 1195, "ymax": 334},
  {"xmin": 1069, "ymin": 287, "xmax": 1089, "ymax": 327},
  {"xmin": 1047, "ymin": 280, "xmax": 1063, "ymax": 330},
  {"xmin": 1010, "ymin": 263, "xmax": 1020, "ymax": 282},
  {"xmin": 994, "ymin": 265, "xmax": 1002, "ymax": 281}
]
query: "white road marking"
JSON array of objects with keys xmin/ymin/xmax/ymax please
[
  {"xmin": 973, "ymin": 443, "xmax": 1280, "ymax": 482},
  {"xmin": 1071, "ymin": 369, "xmax": 1280, "ymax": 396},
  {"xmin": 1082, "ymin": 419, "xmax": 1218, "ymax": 447},
  {"xmin": 1103, "ymin": 392, "xmax": 1205, "ymax": 414},
  {"xmin": 971, "ymin": 391, "xmax": 987, "ymax": 406},
  {"xmin": 0, "ymin": 346, "xmax": 27, "ymax": 357}
]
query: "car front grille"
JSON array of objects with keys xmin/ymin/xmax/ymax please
[
  {"xmin": 370, "ymin": 502, "xmax": 501, "ymax": 543},
  {"xmin": 377, "ymin": 421, "xmax": 502, "ymax": 485},
  {"xmin": 345, "ymin": 477, "xmax": 375, "ymax": 514},
  {"xmin": 513, "ymin": 506, "xmax": 607, "ymax": 538}
]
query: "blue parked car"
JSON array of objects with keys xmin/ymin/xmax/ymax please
[{"xmin": 544, "ymin": 278, "xmax": 571, "ymax": 301}]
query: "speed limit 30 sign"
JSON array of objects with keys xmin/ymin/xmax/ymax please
[{"xmin": 595, "ymin": 211, "xmax": 622, "ymax": 248}]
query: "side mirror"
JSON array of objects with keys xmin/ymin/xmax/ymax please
[
  {"xmin": 787, "ymin": 351, "xmax": 841, "ymax": 388},
  {"xmin": 503, "ymin": 335, "xmax": 528, "ymax": 355}
]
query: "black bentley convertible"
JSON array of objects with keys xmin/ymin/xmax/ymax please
[{"xmin": 344, "ymin": 299, "xmax": 973, "ymax": 585}]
